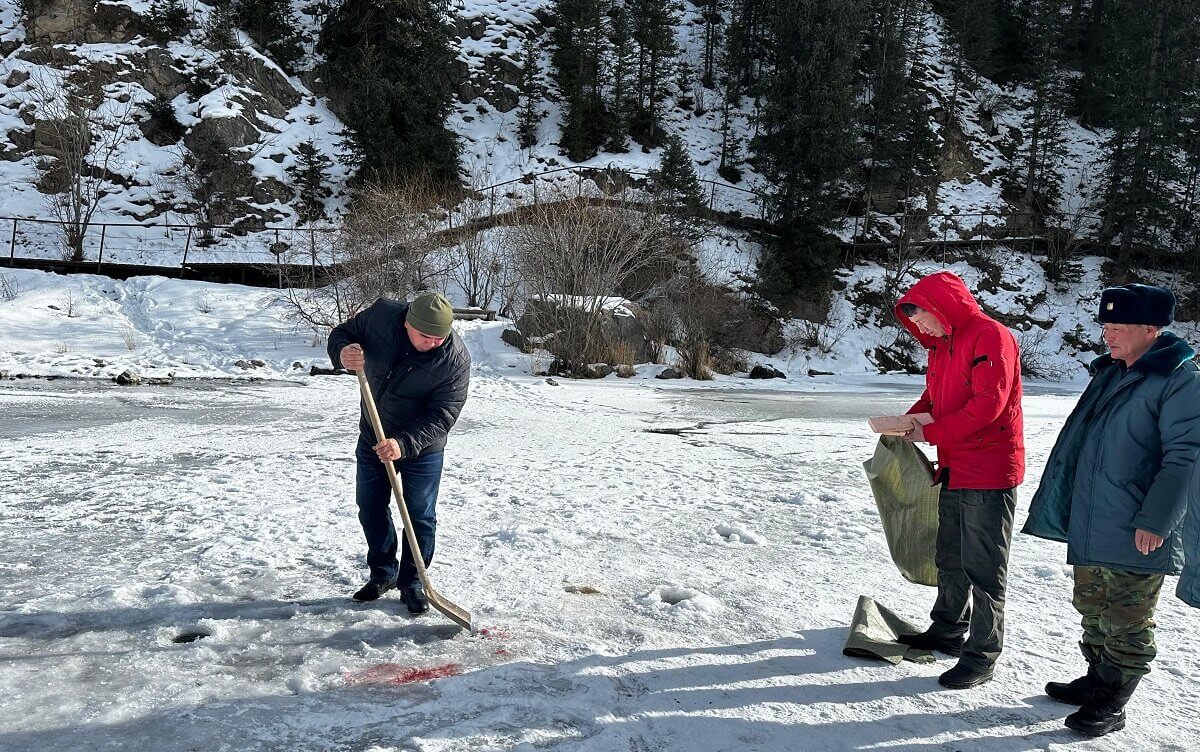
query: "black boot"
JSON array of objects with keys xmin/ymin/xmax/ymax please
[
  {"xmin": 898, "ymin": 629, "xmax": 964, "ymax": 658},
  {"xmin": 400, "ymin": 584, "xmax": 429, "ymax": 615},
  {"xmin": 938, "ymin": 660, "xmax": 995, "ymax": 689},
  {"xmin": 353, "ymin": 578, "xmax": 396, "ymax": 602},
  {"xmin": 1046, "ymin": 643, "xmax": 1102, "ymax": 705},
  {"xmin": 1065, "ymin": 664, "xmax": 1141, "ymax": 737}
]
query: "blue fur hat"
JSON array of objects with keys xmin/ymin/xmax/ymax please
[{"xmin": 1098, "ymin": 284, "xmax": 1175, "ymax": 327}]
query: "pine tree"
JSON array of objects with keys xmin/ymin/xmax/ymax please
[
  {"xmin": 933, "ymin": 0, "xmax": 999, "ymax": 81},
  {"xmin": 204, "ymin": 3, "xmax": 238, "ymax": 51},
  {"xmin": 859, "ymin": 0, "xmax": 937, "ymax": 219},
  {"xmin": 516, "ymin": 38, "xmax": 545, "ymax": 150},
  {"xmin": 234, "ymin": 0, "xmax": 306, "ymax": 71},
  {"xmin": 935, "ymin": 0, "xmax": 999, "ymax": 122},
  {"xmin": 318, "ymin": 0, "xmax": 460, "ymax": 184},
  {"xmin": 1073, "ymin": 0, "xmax": 1117, "ymax": 127},
  {"xmin": 723, "ymin": 0, "xmax": 771, "ymax": 95},
  {"xmin": 1009, "ymin": 0, "xmax": 1071, "ymax": 224},
  {"xmin": 145, "ymin": 0, "xmax": 193, "ymax": 45},
  {"xmin": 551, "ymin": 0, "xmax": 610, "ymax": 161},
  {"xmin": 715, "ymin": 4, "xmax": 747, "ymax": 182},
  {"xmin": 607, "ymin": 2, "xmax": 635, "ymax": 151},
  {"xmin": 629, "ymin": 0, "xmax": 681, "ymax": 147},
  {"xmin": 1176, "ymin": 63, "xmax": 1200, "ymax": 252},
  {"xmin": 700, "ymin": 0, "xmax": 724, "ymax": 89},
  {"xmin": 287, "ymin": 140, "xmax": 334, "ymax": 224},
  {"xmin": 716, "ymin": 94, "xmax": 742, "ymax": 182},
  {"xmin": 1095, "ymin": 0, "xmax": 1199, "ymax": 261},
  {"xmin": 753, "ymin": 0, "xmax": 865, "ymax": 225},
  {"xmin": 651, "ymin": 132, "xmax": 705, "ymax": 210}
]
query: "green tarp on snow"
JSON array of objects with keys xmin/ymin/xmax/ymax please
[
  {"xmin": 843, "ymin": 595, "xmax": 935, "ymax": 664},
  {"xmin": 863, "ymin": 435, "xmax": 940, "ymax": 587}
]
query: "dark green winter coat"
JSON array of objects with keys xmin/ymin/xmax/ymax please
[
  {"xmin": 328, "ymin": 298, "xmax": 471, "ymax": 458},
  {"xmin": 1022, "ymin": 332, "xmax": 1200, "ymax": 575}
]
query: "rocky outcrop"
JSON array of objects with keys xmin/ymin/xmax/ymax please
[{"xmin": 24, "ymin": 0, "xmax": 144, "ymax": 46}]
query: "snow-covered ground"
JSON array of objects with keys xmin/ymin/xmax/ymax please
[{"xmin": 2, "ymin": 276, "xmax": 1199, "ymax": 751}]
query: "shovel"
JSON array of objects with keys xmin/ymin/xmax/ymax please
[{"xmin": 356, "ymin": 370, "xmax": 472, "ymax": 631}]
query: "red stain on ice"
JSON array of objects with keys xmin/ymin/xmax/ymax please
[
  {"xmin": 476, "ymin": 627, "xmax": 510, "ymax": 640},
  {"xmin": 345, "ymin": 662, "xmax": 462, "ymax": 686}
]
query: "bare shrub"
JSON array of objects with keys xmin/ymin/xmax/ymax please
[
  {"xmin": 640, "ymin": 304, "xmax": 673, "ymax": 365},
  {"xmin": 56, "ymin": 290, "xmax": 78, "ymax": 317},
  {"xmin": 30, "ymin": 75, "xmax": 136, "ymax": 261},
  {"xmin": 166, "ymin": 130, "xmax": 257, "ymax": 243},
  {"xmin": 196, "ymin": 290, "xmax": 213, "ymax": 313},
  {"xmin": 450, "ymin": 193, "xmax": 503, "ymax": 309},
  {"xmin": 0, "ymin": 273, "xmax": 18, "ymax": 302},
  {"xmin": 677, "ymin": 339, "xmax": 713, "ymax": 380},
  {"xmin": 120, "ymin": 325, "xmax": 138, "ymax": 351},
  {"xmin": 503, "ymin": 187, "xmax": 678, "ymax": 372},
  {"xmin": 652, "ymin": 271, "xmax": 736, "ymax": 381},
  {"xmin": 647, "ymin": 265, "xmax": 780, "ymax": 380},
  {"xmin": 1018, "ymin": 326, "xmax": 1070, "ymax": 381},
  {"xmin": 787, "ymin": 289, "xmax": 850, "ymax": 355},
  {"xmin": 279, "ymin": 178, "xmax": 453, "ymax": 330},
  {"xmin": 1044, "ymin": 211, "xmax": 1088, "ymax": 288},
  {"xmin": 608, "ymin": 340, "xmax": 636, "ymax": 369}
]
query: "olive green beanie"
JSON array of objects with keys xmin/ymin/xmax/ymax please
[{"xmin": 407, "ymin": 292, "xmax": 454, "ymax": 338}]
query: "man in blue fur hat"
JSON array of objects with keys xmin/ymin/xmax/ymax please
[{"xmin": 1023, "ymin": 283, "xmax": 1200, "ymax": 737}]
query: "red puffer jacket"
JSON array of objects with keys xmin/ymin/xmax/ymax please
[{"xmin": 895, "ymin": 272, "xmax": 1025, "ymax": 490}]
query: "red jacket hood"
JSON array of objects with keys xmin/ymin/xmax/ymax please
[{"xmin": 895, "ymin": 272, "xmax": 982, "ymax": 347}]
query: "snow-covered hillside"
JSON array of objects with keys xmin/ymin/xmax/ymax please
[
  {"xmin": 0, "ymin": 1, "xmax": 1117, "ymax": 254},
  {"xmin": 0, "ymin": 0, "xmax": 350, "ymax": 263}
]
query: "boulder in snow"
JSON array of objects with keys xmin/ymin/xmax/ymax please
[
  {"xmin": 501, "ymin": 328, "xmax": 531, "ymax": 353},
  {"xmin": 749, "ymin": 365, "xmax": 785, "ymax": 379}
]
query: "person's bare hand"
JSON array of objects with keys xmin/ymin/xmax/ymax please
[
  {"xmin": 902, "ymin": 421, "xmax": 927, "ymax": 443},
  {"xmin": 1134, "ymin": 528, "xmax": 1164, "ymax": 555},
  {"xmin": 374, "ymin": 438, "xmax": 402, "ymax": 462},
  {"xmin": 340, "ymin": 343, "xmax": 365, "ymax": 371}
]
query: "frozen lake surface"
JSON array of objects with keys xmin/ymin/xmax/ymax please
[{"xmin": 1, "ymin": 374, "xmax": 1197, "ymax": 751}]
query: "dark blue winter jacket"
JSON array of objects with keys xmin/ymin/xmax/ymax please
[
  {"xmin": 327, "ymin": 299, "xmax": 471, "ymax": 459},
  {"xmin": 1022, "ymin": 332, "xmax": 1200, "ymax": 575}
]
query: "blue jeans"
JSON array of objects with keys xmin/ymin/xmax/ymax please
[{"xmin": 355, "ymin": 441, "xmax": 443, "ymax": 587}]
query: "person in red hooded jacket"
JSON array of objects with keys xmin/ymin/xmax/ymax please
[{"xmin": 892, "ymin": 271, "xmax": 1025, "ymax": 690}]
